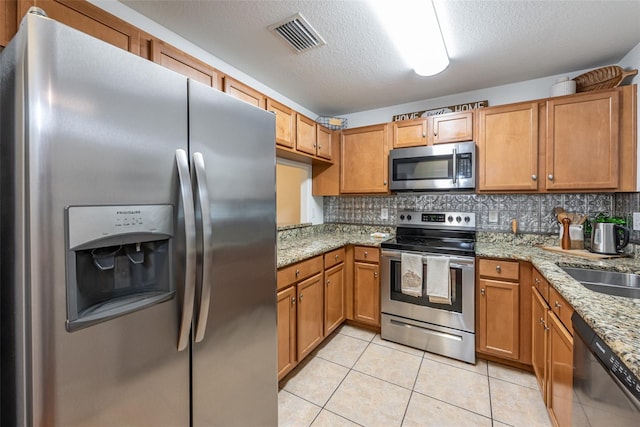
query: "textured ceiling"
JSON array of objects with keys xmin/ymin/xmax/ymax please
[{"xmin": 119, "ymin": 0, "xmax": 640, "ymax": 116}]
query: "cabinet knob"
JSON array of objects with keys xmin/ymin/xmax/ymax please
[
  {"xmin": 299, "ymin": 294, "xmax": 303, "ymax": 301},
  {"xmin": 335, "ymin": 254, "xmax": 339, "ymax": 260},
  {"xmin": 554, "ymin": 301, "xmax": 561, "ymax": 309},
  {"xmin": 531, "ymin": 174, "xmax": 537, "ymax": 181},
  {"xmin": 374, "ymin": 271, "xmax": 378, "ymax": 278},
  {"xmin": 364, "ymin": 251, "xmax": 368, "ymax": 258},
  {"xmin": 544, "ymin": 324, "xmax": 549, "ymax": 332},
  {"xmin": 295, "ymin": 269, "xmax": 300, "ymax": 277},
  {"xmin": 313, "ymin": 143, "xmax": 317, "ymax": 148},
  {"xmin": 291, "ymin": 297, "xmax": 296, "ymax": 305},
  {"xmin": 481, "ymin": 288, "xmax": 485, "ymax": 296},
  {"xmin": 383, "ymin": 180, "xmax": 388, "ymax": 186},
  {"xmin": 434, "ymin": 132, "xmax": 438, "ymax": 136},
  {"xmin": 539, "ymin": 317, "xmax": 545, "ymax": 325},
  {"xmin": 318, "ymin": 144, "xmax": 321, "ymax": 149},
  {"xmin": 495, "ymin": 265, "xmax": 501, "ymax": 273},
  {"xmin": 422, "ymin": 132, "xmax": 427, "ymax": 137},
  {"xmin": 548, "ymin": 174, "xmax": 554, "ymax": 181},
  {"xmin": 534, "ymin": 277, "xmax": 540, "ymax": 285},
  {"xmin": 326, "ymin": 279, "xmax": 330, "ymax": 285}
]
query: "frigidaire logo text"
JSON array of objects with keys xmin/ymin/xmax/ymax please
[{"xmin": 117, "ymin": 210, "xmax": 141, "ymax": 215}]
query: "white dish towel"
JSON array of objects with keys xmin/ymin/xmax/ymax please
[
  {"xmin": 426, "ymin": 256, "xmax": 452, "ymax": 305},
  {"xmin": 400, "ymin": 253, "xmax": 423, "ymax": 297}
]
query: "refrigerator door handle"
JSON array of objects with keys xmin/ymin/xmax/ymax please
[
  {"xmin": 176, "ymin": 149, "xmax": 197, "ymax": 351},
  {"xmin": 192, "ymin": 152, "xmax": 212, "ymax": 342}
]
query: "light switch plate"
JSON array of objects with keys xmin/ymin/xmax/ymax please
[
  {"xmin": 633, "ymin": 212, "xmax": 640, "ymax": 231},
  {"xmin": 488, "ymin": 210, "xmax": 498, "ymax": 223},
  {"xmin": 381, "ymin": 208, "xmax": 388, "ymax": 220}
]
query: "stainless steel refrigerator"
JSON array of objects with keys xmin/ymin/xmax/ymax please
[{"xmin": 0, "ymin": 9, "xmax": 277, "ymax": 426}]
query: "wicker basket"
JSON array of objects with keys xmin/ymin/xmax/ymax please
[
  {"xmin": 316, "ymin": 116, "xmax": 348, "ymax": 130},
  {"xmin": 573, "ymin": 66, "xmax": 638, "ymax": 92}
]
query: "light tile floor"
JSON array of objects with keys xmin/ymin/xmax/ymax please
[{"xmin": 278, "ymin": 324, "xmax": 552, "ymax": 427}]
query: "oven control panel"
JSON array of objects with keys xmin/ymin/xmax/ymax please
[{"xmin": 397, "ymin": 211, "xmax": 476, "ymax": 229}]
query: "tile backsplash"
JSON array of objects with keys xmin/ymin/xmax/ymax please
[
  {"xmin": 323, "ymin": 193, "xmax": 617, "ymax": 234},
  {"xmin": 614, "ymin": 192, "xmax": 640, "ymax": 242}
]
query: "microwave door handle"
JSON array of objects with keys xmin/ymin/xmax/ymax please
[{"xmin": 452, "ymin": 148, "xmax": 457, "ymax": 185}]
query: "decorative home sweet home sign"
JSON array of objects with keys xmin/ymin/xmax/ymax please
[{"xmin": 392, "ymin": 100, "xmax": 488, "ymax": 121}]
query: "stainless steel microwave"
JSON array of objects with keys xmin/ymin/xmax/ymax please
[{"xmin": 389, "ymin": 141, "xmax": 476, "ymax": 192}]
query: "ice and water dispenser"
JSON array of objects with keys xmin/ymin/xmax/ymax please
[{"xmin": 65, "ymin": 205, "xmax": 174, "ymax": 331}]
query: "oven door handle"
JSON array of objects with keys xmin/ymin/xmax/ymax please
[{"xmin": 381, "ymin": 250, "xmax": 474, "ymax": 268}]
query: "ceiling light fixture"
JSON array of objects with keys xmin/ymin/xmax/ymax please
[{"xmin": 369, "ymin": 0, "xmax": 449, "ymax": 76}]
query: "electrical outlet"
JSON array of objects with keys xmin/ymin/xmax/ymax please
[
  {"xmin": 488, "ymin": 210, "xmax": 498, "ymax": 224},
  {"xmin": 633, "ymin": 212, "xmax": 640, "ymax": 231},
  {"xmin": 381, "ymin": 208, "xmax": 388, "ymax": 220}
]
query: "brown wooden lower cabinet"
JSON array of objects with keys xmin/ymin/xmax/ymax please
[
  {"xmin": 296, "ymin": 273, "xmax": 324, "ymax": 360},
  {"xmin": 547, "ymin": 311, "xmax": 573, "ymax": 427},
  {"xmin": 277, "ymin": 286, "xmax": 296, "ymax": 379},
  {"xmin": 324, "ymin": 262, "xmax": 345, "ymax": 336},
  {"xmin": 531, "ymin": 269, "xmax": 574, "ymax": 427},
  {"xmin": 477, "ymin": 277, "xmax": 520, "ymax": 359},
  {"xmin": 352, "ymin": 247, "xmax": 380, "ymax": 327}
]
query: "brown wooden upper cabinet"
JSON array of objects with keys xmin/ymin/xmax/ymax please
[
  {"xmin": 392, "ymin": 111, "xmax": 474, "ymax": 148},
  {"xmin": 477, "ymin": 102, "xmax": 540, "ymax": 192},
  {"xmin": 431, "ymin": 111, "xmax": 473, "ymax": 144},
  {"xmin": 17, "ymin": 0, "xmax": 142, "ymax": 54},
  {"xmin": 316, "ymin": 124, "xmax": 333, "ymax": 160},
  {"xmin": 341, "ymin": 124, "xmax": 390, "ymax": 194},
  {"xmin": 223, "ymin": 76, "xmax": 266, "ymax": 108},
  {"xmin": 1, "ymin": 0, "xmax": 17, "ymax": 47},
  {"xmin": 545, "ymin": 90, "xmax": 619, "ymax": 190},
  {"xmin": 266, "ymin": 98, "xmax": 295, "ymax": 149},
  {"xmin": 393, "ymin": 118, "xmax": 427, "ymax": 148},
  {"xmin": 295, "ymin": 114, "xmax": 317, "ymax": 156},
  {"xmin": 151, "ymin": 39, "xmax": 222, "ymax": 89}
]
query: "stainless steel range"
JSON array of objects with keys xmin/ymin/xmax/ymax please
[{"xmin": 381, "ymin": 211, "xmax": 476, "ymax": 363}]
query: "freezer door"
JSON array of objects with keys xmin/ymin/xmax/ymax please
[
  {"xmin": 188, "ymin": 80, "xmax": 278, "ymax": 426},
  {"xmin": 0, "ymin": 14, "xmax": 190, "ymax": 426}
]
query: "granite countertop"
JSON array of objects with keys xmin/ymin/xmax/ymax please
[
  {"xmin": 277, "ymin": 231, "xmax": 389, "ymax": 268},
  {"xmin": 476, "ymin": 242, "xmax": 640, "ymax": 381}
]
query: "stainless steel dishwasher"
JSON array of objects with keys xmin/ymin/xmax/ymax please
[{"xmin": 572, "ymin": 312, "xmax": 640, "ymax": 426}]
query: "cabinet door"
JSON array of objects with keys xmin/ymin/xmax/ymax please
[
  {"xmin": 546, "ymin": 91, "xmax": 619, "ymax": 190},
  {"xmin": 341, "ymin": 124, "xmax": 389, "ymax": 193},
  {"xmin": 324, "ymin": 263, "xmax": 345, "ymax": 336},
  {"xmin": 548, "ymin": 312, "xmax": 573, "ymax": 427},
  {"xmin": 431, "ymin": 112, "xmax": 473, "ymax": 144},
  {"xmin": 478, "ymin": 278, "xmax": 520, "ymax": 359},
  {"xmin": 353, "ymin": 262, "xmax": 380, "ymax": 326},
  {"xmin": 393, "ymin": 118, "xmax": 427, "ymax": 148},
  {"xmin": 1, "ymin": 0, "xmax": 16, "ymax": 47},
  {"xmin": 297, "ymin": 273, "xmax": 324, "ymax": 360},
  {"xmin": 316, "ymin": 125, "xmax": 333, "ymax": 160},
  {"xmin": 531, "ymin": 287, "xmax": 549, "ymax": 401},
  {"xmin": 267, "ymin": 98, "xmax": 295, "ymax": 149},
  {"xmin": 223, "ymin": 76, "xmax": 265, "ymax": 109},
  {"xmin": 20, "ymin": 0, "xmax": 141, "ymax": 54},
  {"xmin": 478, "ymin": 103, "xmax": 539, "ymax": 191},
  {"xmin": 277, "ymin": 286, "xmax": 297, "ymax": 380},
  {"xmin": 296, "ymin": 114, "xmax": 317, "ymax": 156},
  {"xmin": 150, "ymin": 39, "xmax": 222, "ymax": 89}
]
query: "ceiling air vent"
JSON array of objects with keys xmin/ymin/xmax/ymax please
[{"xmin": 268, "ymin": 13, "xmax": 326, "ymax": 54}]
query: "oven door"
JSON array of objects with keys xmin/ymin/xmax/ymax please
[{"xmin": 381, "ymin": 249, "xmax": 475, "ymax": 333}]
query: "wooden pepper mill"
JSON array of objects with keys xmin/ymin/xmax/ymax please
[{"xmin": 561, "ymin": 217, "xmax": 572, "ymax": 250}]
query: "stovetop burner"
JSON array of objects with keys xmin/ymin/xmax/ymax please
[{"xmin": 382, "ymin": 211, "xmax": 476, "ymax": 257}]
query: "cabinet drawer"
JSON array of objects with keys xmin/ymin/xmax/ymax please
[
  {"xmin": 324, "ymin": 247, "xmax": 345, "ymax": 269},
  {"xmin": 277, "ymin": 256, "xmax": 323, "ymax": 291},
  {"xmin": 532, "ymin": 269, "xmax": 549, "ymax": 301},
  {"xmin": 479, "ymin": 259, "xmax": 519, "ymax": 280},
  {"xmin": 549, "ymin": 286, "xmax": 574, "ymax": 335},
  {"xmin": 354, "ymin": 246, "xmax": 380, "ymax": 263}
]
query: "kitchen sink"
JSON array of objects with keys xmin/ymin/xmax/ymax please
[{"xmin": 561, "ymin": 267, "xmax": 640, "ymax": 299}]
